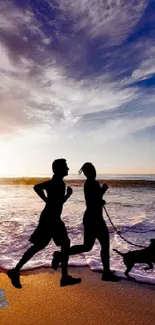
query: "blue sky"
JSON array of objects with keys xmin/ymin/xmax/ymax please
[{"xmin": 0, "ymin": 0, "xmax": 155, "ymax": 176}]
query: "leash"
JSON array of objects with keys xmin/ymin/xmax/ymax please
[{"xmin": 103, "ymin": 206, "xmax": 146, "ymax": 248}]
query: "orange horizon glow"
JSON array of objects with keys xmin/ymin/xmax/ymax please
[{"xmin": 0, "ymin": 171, "xmax": 155, "ymax": 178}]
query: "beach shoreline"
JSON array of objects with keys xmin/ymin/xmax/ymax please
[{"xmin": 1, "ymin": 265, "xmax": 155, "ymax": 286}]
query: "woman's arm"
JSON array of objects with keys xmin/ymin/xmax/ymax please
[{"xmin": 101, "ymin": 183, "xmax": 108, "ymax": 197}]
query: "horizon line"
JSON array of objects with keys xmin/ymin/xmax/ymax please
[{"xmin": 0, "ymin": 173, "xmax": 155, "ymax": 178}]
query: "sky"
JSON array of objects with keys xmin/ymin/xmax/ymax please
[{"xmin": 0, "ymin": 0, "xmax": 155, "ymax": 176}]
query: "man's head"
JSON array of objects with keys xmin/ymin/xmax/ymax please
[{"xmin": 52, "ymin": 159, "xmax": 69, "ymax": 178}]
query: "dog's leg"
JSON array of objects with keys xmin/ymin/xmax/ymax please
[
  {"xmin": 124, "ymin": 263, "xmax": 134, "ymax": 277},
  {"xmin": 144, "ymin": 262, "xmax": 153, "ymax": 271}
]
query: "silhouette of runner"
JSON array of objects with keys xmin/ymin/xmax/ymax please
[
  {"xmin": 52, "ymin": 162, "xmax": 120, "ymax": 281},
  {"xmin": 7, "ymin": 159, "xmax": 81, "ymax": 288}
]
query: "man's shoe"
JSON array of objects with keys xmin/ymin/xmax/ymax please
[
  {"xmin": 7, "ymin": 269, "xmax": 22, "ymax": 288},
  {"xmin": 60, "ymin": 275, "xmax": 82, "ymax": 287},
  {"xmin": 102, "ymin": 271, "xmax": 121, "ymax": 282},
  {"xmin": 51, "ymin": 251, "xmax": 61, "ymax": 270}
]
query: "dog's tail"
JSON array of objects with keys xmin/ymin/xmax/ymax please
[{"xmin": 113, "ymin": 249, "xmax": 125, "ymax": 256}]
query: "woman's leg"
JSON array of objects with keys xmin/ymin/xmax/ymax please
[
  {"xmin": 69, "ymin": 222, "xmax": 95, "ymax": 255},
  {"xmin": 96, "ymin": 219, "xmax": 120, "ymax": 281},
  {"xmin": 52, "ymin": 219, "xmax": 95, "ymax": 270},
  {"xmin": 96, "ymin": 220, "xmax": 110, "ymax": 273}
]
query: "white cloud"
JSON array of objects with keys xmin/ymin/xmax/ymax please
[
  {"xmin": 0, "ymin": 2, "xmax": 33, "ymax": 32},
  {"xmin": 0, "ymin": 0, "xmax": 154, "ymax": 145},
  {"xmin": 0, "ymin": 0, "xmax": 48, "ymax": 57},
  {"xmin": 0, "ymin": 0, "xmax": 155, "ymax": 176},
  {"xmin": 71, "ymin": 115, "xmax": 155, "ymax": 149},
  {"xmin": 39, "ymin": 66, "xmax": 138, "ymax": 119},
  {"xmin": 119, "ymin": 42, "xmax": 155, "ymax": 87},
  {"xmin": 0, "ymin": 31, "xmax": 139, "ymax": 136},
  {"xmin": 54, "ymin": 0, "xmax": 148, "ymax": 45},
  {"xmin": 131, "ymin": 47, "xmax": 155, "ymax": 81}
]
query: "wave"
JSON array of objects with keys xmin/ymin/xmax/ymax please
[
  {"xmin": 0, "ymin": 177, "xmax": 155, "ymax": 188},
  {"xmin": 124, "ymin": 221, "xmax": 155, "ymax": 233},
  {"xmin": 110, "ymin": 202, "xmax": 133, "ymax": 207},
  {"xmin": 67, "ymin": 220, "xmax": 155, "ymax": 236},
  {"xmin": 108, "ymin": 220, "xmax": 155, "ymax": 234}
]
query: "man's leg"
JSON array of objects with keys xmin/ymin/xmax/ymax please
[
  {"xmin": 60, "ymin": 237, "xmax": 70, "ymax": 279},
  {"xmin": 7, "ymin": 242, "xmax": 46, "ymax": 288},
  {"xmin": 52, "ymin": 222, "xmax": 82, "ymax": 286},
  {"xmin": 60, "ymin": 239, "xmax": 82, "ymax": 286}
]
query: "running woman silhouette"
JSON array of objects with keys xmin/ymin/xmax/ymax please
[
  {"xmin": 52, "ymin": 162, "xmax": 120, "ymax": 282},
  {"xmin": 7, "ymin": 159, "xmax": 81, "ymax": 288}
]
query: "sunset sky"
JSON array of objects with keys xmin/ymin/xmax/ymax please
[{"xmin": 0, "ymin": 0, "xmax": 155, "ymax": 176}]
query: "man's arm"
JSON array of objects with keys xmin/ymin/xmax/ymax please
[
  {"xmin": 33, "ymin": 180, "xmax": 49, "ymax": 203},
  {"xmin": 63, "ymin": 186, "xmax": 73, "ymax": 203}
]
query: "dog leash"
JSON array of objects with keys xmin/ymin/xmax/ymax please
[{"xmin": 103, "ymin": 206, "xmax": 146, "ymax": 248}]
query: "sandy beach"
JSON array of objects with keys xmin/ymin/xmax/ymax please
[{"xmin": 0, "ymin": 267, "xmax": 155, "ymax": 325}]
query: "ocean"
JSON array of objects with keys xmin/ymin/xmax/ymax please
[{"xmin": 0, "ymin": 174, "xmax": 155, "ymax": 284}]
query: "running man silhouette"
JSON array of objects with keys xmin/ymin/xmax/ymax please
[
  {"xmin": 52, "ymin": 162, "xmax": 120, "ymax": 281},
  {"xmin": 7, "ymin": 159, "xmax": 81, "ymax": 288}
]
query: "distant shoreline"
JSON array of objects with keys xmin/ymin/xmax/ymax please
[{"xmin": 0, "ymin": 177, "xmax": 155, "ymax": 187}]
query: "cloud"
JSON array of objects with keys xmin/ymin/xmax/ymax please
[
  {"xmin": 0, "ymin": 4, "xmax": 139, "ymax": 137},
  {"xmin": 54, "ymin": 0, "xmax": 148, "ymax": 45},
  {"xmin": 0, "ymin": 1, "xmax": 155, "ymax": 175},
  {"xmin": 119, "ymin": 42, "xmax": 155, "ymax": 87},
  {"xmin": 67, "ymin": 107, "xmax": 155, "ymax": 147},
  {"xmin": 0, "ymin": 0, "xmax": 47, "ymax": 62},
  {"xmin": 0, "ymin": 0, "xmax": 155, "ymax": 145},
  {"xmin": 0, "ymin": 50, "xmax": 139, "ymax": 136}
]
